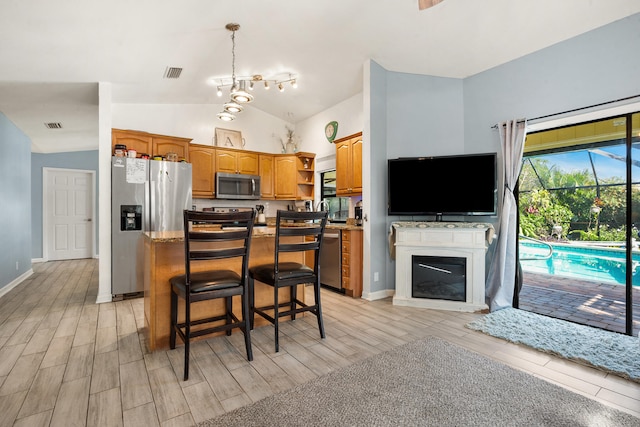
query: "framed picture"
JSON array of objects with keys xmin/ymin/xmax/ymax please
[{"xmin": 215, "ymin": 128, "xmax": 243, "ymax": 149}]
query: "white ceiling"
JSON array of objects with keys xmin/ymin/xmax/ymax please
[{"xmin": 1, "ymin": 0, "xmax": 639, "ymax": 153}]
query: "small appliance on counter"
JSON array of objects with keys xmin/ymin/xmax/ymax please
[
  {"xmin": 354, "ymin": 201, "xmax": 363, "ymax": 226},
  {"xmin": 255, "ymin": 205, "xmax": 266, "ymax": 225}
]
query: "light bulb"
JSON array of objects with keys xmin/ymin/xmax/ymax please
[
  {"xmin": 248, "ymin": 81, "xmax": 254, "ymax": 91},
  {"xmin": 216, "ymin": 87, "xmax": 222, "ymax": 97},
  {"xmin": 224, "ymin": 101, "xmax": 243, "ymax": 113},
  {"xmin": 290, "ymin": 79, "xmax": 297, "ymax": 88},
  {"xmin": 217, "ymin": 111, "xmax": 235, "ymax": 121},
  {"xmin": 264, "ymin": 81, "xmax": 270, "ymax": 90},
  {"xmin": 278, "ymin": 83, "xmax": 284, "ymax": 92},
  {"xmin": 230, "ymin": 81, "xmax": 254, "ymax": 103}
]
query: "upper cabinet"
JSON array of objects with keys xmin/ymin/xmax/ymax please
[
  {"xmin": 295, "ymin": 152, "xmax": 315, "ymax": 200},
  {"xmin": 112, "ymin": 129, "xmax": 152, "ymax": 156},
  {"xmin": 215, "ymin": 148, "xmax": 259, "ymax": 175},
  {"xmin": 189, "ymin": 144, "xmax": 216, "ymax": 198},
  {"xmin": 335, "ymin": 132, "xmax": 362, "ymax": 196},
  {"xmin": 274, "ymin": 155, "xmax": 297, "ymax": 200},
  {"xmin": 272, "ymin": 152, "xmax": 315, "ymax": 200},
  {"xmin": 112, "ymin": 129, "xmax": 192, "ymax": 161},
  {"xmin": 113, "ymin": 128, "xmax": 316, "ymax": 202},
  {"xmin": 259, "ymin": 154, "xmax": 275, "ymax": 199},
  {"xmin": 152, "ymin": 135, "xmax": 191, "ymax": 161}
]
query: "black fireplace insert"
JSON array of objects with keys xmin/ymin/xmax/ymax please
[{"xmin": 411, "ymin": 255, "xmax": 466, "ymax": 302}]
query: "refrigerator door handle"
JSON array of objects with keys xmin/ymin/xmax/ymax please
[{"xmin": 145, "ymin": 172, "xmax": 152, "ymax": 232}]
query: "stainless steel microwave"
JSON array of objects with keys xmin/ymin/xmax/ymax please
[{"xmin": 215, "ymin": 172, "xmax": 261, "ymax": 200}]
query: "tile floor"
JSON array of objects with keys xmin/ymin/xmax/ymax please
[{"xmin": 0, "ymin": 259, "xmax": 638, "ymax": 426}]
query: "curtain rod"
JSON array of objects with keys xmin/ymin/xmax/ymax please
[
  {"xmin": 490, "ymin": 93, "xmax": 640, "ymax": 129},
  {"xmin": 490, "ymin": 119, "xmax": 526, "ymax": 130}
]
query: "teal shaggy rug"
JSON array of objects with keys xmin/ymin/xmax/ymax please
[{"xmin": 466, "ymin": 308, "xmax": 640, "ymax": 382}]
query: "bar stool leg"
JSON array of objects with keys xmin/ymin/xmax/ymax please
[
  {"xmin": 290, "ymin": 285, "xmax": 296, "ymax": 321},
  {"xmin": 242, "ymin": 291, "xmax": 253, "ymax": 361},
  {"xmin": 314, "ymin": 279, "xmax": 325, "ymax": 339},
  {"xmin": 248, "ymin": 277, "xmax": 255, "ymax": 330},
  {"xmin": 273, "ymin": 285, "xmax": 280, "ymax": 352}
]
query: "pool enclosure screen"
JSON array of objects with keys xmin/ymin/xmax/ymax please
[{"xmin": 411, "ymin": 255, "xmax": 466, "ymax": 302}]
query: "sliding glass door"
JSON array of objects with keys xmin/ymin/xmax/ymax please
[{"xmin": 517, "ymin": 113, "xmax": 639, "ymax": 336}]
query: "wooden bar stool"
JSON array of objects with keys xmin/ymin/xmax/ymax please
[
  {"xmin": 249, "ymin": 210, "xmax": 328, "ymax": 352},
  {"xmin": 170, "ymin": 209, "xmax": 255, "ymax": 380}
]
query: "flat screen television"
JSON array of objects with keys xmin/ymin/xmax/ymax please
[{"xmin": 387, "ymin": 153, "xmax": 498, "ymax": 217}]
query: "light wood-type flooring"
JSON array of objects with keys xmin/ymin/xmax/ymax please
[{"xmin": 0, "ymin": 259, "xmax": 638, "ymax": 426}]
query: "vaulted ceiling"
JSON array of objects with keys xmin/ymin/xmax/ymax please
[{"xmin": 1, "ymin": 0, "xmax": 639, "ymax": 152}]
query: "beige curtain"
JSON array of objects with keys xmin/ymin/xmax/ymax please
[{"xmin": 486, "ymin": 119, "xmax": 527, "ymax": 311}]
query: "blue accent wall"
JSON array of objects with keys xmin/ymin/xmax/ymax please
[
  {"xmin": 0, "ymin": 113, "xmax": 32, "ymax": 290},
  {"xmin": 31, "ymin": 151, "xmax": 99, "ymax": 259},
  {"xmin": 375, "ymin": 13, "xmax": 640, "ymax": 293},
  {"xmin": 463, "ymin": 13, "xmax": 640, "ymax": 157}
]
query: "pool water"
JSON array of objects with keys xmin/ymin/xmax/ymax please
[{"xmin": 519, "ymin": 241, "xmax": 640, "ymax": 287}]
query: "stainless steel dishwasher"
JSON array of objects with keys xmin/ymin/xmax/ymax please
[{"xmin": 320, "ymin": 230, "xmax": 342, "ymax": 291}]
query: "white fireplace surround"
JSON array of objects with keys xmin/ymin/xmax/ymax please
[{"xmin": 392, "ymin": 222, "xmax": 493, "ymax": 312}]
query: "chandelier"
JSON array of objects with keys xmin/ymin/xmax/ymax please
[{"xmin": 216, "ymin": 23, "xmax": 298, "ymax": 122}]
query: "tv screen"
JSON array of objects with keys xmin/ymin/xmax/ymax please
[{"xmin": 387, "ymin": 153, "xmax": 497, "ymax": 217}]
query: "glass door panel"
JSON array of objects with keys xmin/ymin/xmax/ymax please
[{"xmin": 518, "ymin": 115, "xmax": 636, "ymax": 335}]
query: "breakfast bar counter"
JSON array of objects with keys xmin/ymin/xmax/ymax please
[{"xmin": 142, "ymin": 227, "xmax": 307, "ymax": 351}]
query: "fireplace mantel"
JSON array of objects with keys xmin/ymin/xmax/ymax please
[{"xmin": 391, "ymin": 222, "xmax": 493, "ymax": 312}]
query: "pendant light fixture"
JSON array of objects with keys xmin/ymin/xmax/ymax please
[{"xmin": 215, "ymin": 23, "xmax": 298, "ymax": 121}]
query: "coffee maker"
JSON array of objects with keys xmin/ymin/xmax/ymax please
[{"xmin": 354, "ymin": 201, "xmax": 363, "ymax": 226}]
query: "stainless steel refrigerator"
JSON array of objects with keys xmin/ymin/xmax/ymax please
[{"xmin": 111, "ymin": 157, "xmax": 192, "ymax": 296}]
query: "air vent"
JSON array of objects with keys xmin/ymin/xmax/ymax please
[
  {"xmin": 44, "ymin": 122, "xmax": 62, "ymax": 129},
  {"xmin": 164, "ymin": 67, "xmax": 183, "ymax": 79}
]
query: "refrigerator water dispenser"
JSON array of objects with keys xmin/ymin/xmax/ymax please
[{"xmin": 120, "ymin": 205, "xmax": 142, "ymax": 231}]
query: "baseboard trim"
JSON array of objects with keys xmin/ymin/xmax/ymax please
[
  {"xmin": 0, "ymin": 269, "xmax": 35, "ymax": 299},
  {"xmin": 362, "ymin": 288, "xmax": 395, "ymax": 301},
  {"xmin": 32, "ymin": 258, "xmax": 46, "ymax": 263}
]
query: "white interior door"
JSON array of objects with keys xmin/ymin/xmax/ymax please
[{"xmin": 45, "ymin": 168, "xmax": 94, "ymax": 260}]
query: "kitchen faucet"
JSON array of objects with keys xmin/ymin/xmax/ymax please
[{"xmin": 315, "ymin": 199, "xmax": 328, "ymax": 212}]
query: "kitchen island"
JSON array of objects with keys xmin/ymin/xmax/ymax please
[{"xmin": 142, "ymin": 226, "xmax": 308, "ymax": 351}]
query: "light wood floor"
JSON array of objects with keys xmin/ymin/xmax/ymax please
[{"xmin": 0, "ymin": 259, "xmax": 638, "ymax": 426}]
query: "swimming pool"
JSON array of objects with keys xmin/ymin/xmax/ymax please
[{"xmin": 519, "ymin": 240, "xmax": 640, "ymax": 287}]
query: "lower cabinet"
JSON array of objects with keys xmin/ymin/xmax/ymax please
[{"xmin": 341, "ymin": 229, "xmax": 363, "ymax": 298}]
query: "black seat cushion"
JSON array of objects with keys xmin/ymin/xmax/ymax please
[
  {"xmin": 250, "ymin": 262, "xmax": 315, "ymax": 283},
  {"xmin": 170, "ymin": 270, "xmax": 242, "ymax": 293}
]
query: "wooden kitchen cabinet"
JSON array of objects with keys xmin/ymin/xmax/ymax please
[
  {"xmin": 274, "ymin": 153, "xmax": 315, "ymax": 200},
  {"xmin": 111, "ymin": 129, "xmax": 153, "ymax": 156},
  {"xmin": 341, "ymin": 229, "xmax": 363, "ymax": 298},
  {"xmin": 259, "ymin": 154, "xmax": 275, "ymax": 199},
  {"xmin": 296, "ymin": 152, "xmax": 315, "ymax": 200},
  {"xmin": 111, "ymin": 129, "xmax": 192, "ymax": 161},
  {"xmin": 189, "ymin": 144, "xmax": 216, "ymax": 198},
  {"xmin": 335, "ymin": 132, "xmax": 362, "ymax": 196},
  {"xmin": 274, "ymin": 155, "xmax": 297, "ymax": 199},
  {"xmin": 152, "ymin": 135, "xmax": 191, "ymax": 161},
  {"xmin": 216, "ymin": 148, "xmax": 259, "ymax": 175}
]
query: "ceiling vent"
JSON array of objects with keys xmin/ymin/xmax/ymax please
[
  {"xmin": 164, "ymin": 67, "xmax": 183, "ymax": 79},
  {"xmin": 44, "ymin": 122, "xmax": 62, "ymax": 129}
]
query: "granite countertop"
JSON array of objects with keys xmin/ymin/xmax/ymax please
[
  {"xmin": 144, "ymin": 221, "xmax": 362, "ymax": 243},
  {"xmin": 144, "ymin": 226, "xmax": 277, "ymax": 243}
]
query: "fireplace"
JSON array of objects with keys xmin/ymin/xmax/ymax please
[
  {"xmin": 412, "ymin": 255, "xmax": 466, "ymax": 301},
  {"xmin": 392, "ymin": 222, "xmax": 492, "ymax": 312}
]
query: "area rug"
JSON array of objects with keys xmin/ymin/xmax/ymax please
[
  {"xmin": 466, "ymin": 307, "xmax": 640, "ymax": 382},
  {"xmin": 197, "ymin": 337, "xmax": 638, "ymax": 427}
]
